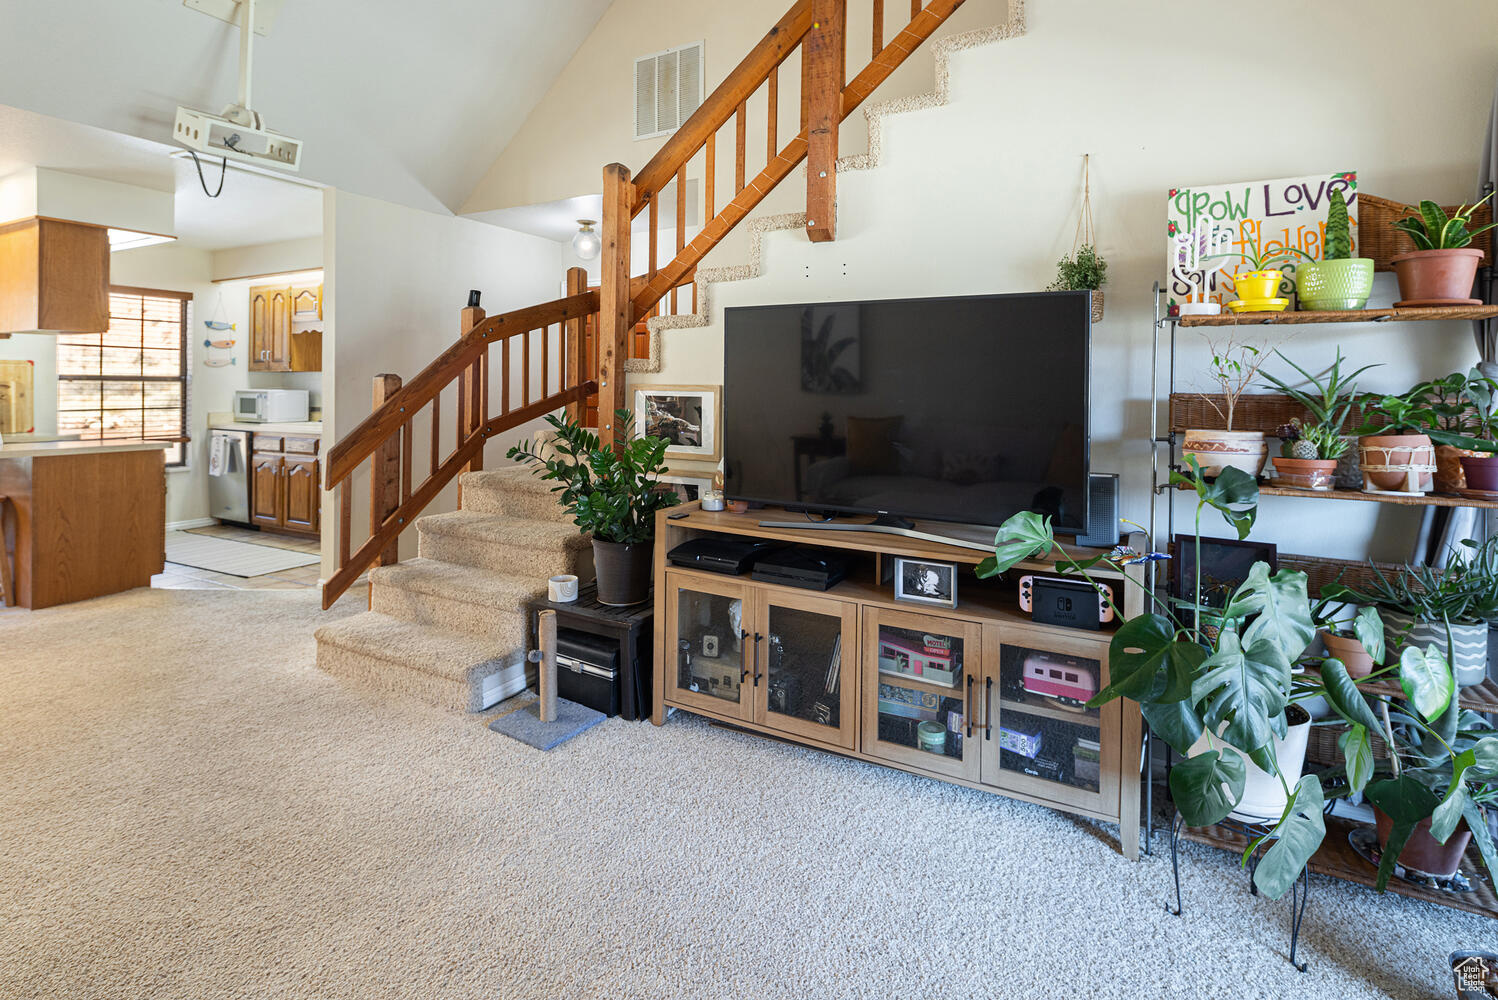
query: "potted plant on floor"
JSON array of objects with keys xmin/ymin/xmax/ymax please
[
  {"xmin": 1389, "ymin": 193, "xmax": 1497, "ymax": 304},
  {"xmin": 1208, "ymin": 230, "xmax": 1313, "ymax": 313},
  {"xmin": 508, "ymin": 408, "xmax": 680, "ymax": 606},
  {"xmin": 1260, "ymin": 348, "xmax": 1379, "ymax": 491},
  {"xmin": 1048, "ymin": 244, "xmax": 1108, "ymax": 321},
  {"xmin": 1182, "ymin": 337, "xmax": 1273, "ymax": 479},
  {"xmin": 1410, "ymin": 370, "xmax": 1498, "ymax": 493},
  {"xmin": 1295, "ymin": 189, "xmax": 1376, "ymax": 310}
]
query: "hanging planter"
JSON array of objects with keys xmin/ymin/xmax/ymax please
[{"xmin": 1048, "ymin": 154, "xmax": 1108, "ymax": 319}]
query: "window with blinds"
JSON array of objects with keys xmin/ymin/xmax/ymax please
[{"xmin": 56, "ymin": 286, "xmax": 189, "ymax": 466}]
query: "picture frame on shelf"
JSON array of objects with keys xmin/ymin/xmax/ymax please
[
  {"xmin": 1172, "ymin": 534, "xmax": 1278, "ymax": 625},
  {"xmin": 893, "ymin": 556, "xmax": 958, "ymax": 608},
  {"xmin": 634, "ymin": 385, "xmax": 721, "ymax": 462}
]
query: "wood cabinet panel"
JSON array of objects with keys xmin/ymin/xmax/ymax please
[
  {"xmin": 250, "ymin": 453, "xmax": 283, "ymax": 527},
  {"xmin": 0, "ymin": 218, "xmax": 109, "ymax": 334},
  {"xmin": 249, "ymin": 283, "xmax": 321, "ymax": 372},
  {"xmin": 283, "ymin": 458, "xmax": 320, "ymax": 533}
]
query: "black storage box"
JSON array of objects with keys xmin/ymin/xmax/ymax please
[{"xmin": 556, "ymin": 628, "xmax": 621, "ymax": 717}]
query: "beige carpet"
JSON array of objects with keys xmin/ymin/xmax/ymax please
[{"xmin": 0, "ymin": 588, "xmax": 1489, "ymax": 999}]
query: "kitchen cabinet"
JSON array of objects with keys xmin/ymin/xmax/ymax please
[
  {"xmin": 250, "ymin": 433, "xmax": 320, "ymax": 536},
  {"xmin": 0, "ymin": 218, "xmax": 109, "ymax": 335},
  {"xmin": 249, "ymin": 283, "xmax": 322, "ymax": 372}
]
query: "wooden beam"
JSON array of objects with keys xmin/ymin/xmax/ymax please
[
  {"xmin": 597, "ymin": 162, "xmax": 635, "ymax": 450},
  {"xmin": 564, "ymin": 267, "xmax": 588, "ymax": 422},
  {"xmin": 872, "ymin": 0, "xmax": 884, "ymax": 56},
  {"xmin": 804, "ymin": 0, "xmax": 845, "ymax": 243},
  {"xmin": 370, "ymin": 374, "xmax": 402, "ymax": 569}
]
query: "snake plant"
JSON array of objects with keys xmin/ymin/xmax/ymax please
[{"xmin": 1391, "ymin": 192, "xmax": 1498, "ymax": 251}]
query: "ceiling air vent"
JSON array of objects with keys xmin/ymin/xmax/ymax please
[{"xmin": 634, "ymin": 41, "xmax": 705, "ymax": 141}]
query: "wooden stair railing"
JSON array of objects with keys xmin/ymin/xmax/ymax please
[
  {"xmin": 595, "ymin": 0, "xmax": 968, "ymax": 441},
  {"xmin": 320, "ymin": 267, "xmax": 598, "ymax": 609}
]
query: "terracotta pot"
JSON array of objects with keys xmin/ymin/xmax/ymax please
[
  {"xmin": 1359, "ymin": 433, "xmax": 1435, "ymax": 493},
  {"xmin": 1459, "ymin": 453, "xmax": 1498, "ymax": 492},
  {"xmin": 1374, "ymin": 809, "xmax": 1473, "ymax": 878},
  {"xmin": 592, "ymin": 538, "xmax": 653, "ymax": 606},
  {"xmin": 1390, "ymin": 247, "xmax": 1484, "ymax": 302},
  {"xmin": 1182, "ymin": 429, "xmax": 1268, "ymax": 479},
  {"xmin": 1436, "ymin": 444, "xmax": 1481, "ymax": 493},
  {"xmin": 1321, "ymin": 628, "xmax": 1374, "ymax": 679},
  {"xmin": 1271, "ymin": 456, "xmax": 1337, "ymax": 491}
]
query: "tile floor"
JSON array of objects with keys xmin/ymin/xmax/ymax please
[{"xmin": 154, "ymin": 525, "xmax": 322, "ymax": 592}]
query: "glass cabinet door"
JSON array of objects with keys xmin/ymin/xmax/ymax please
[
  {"xmin": 664, "ymin": 572, "xmax": 752, "ymax": 721},
  {"xmin": 983, "ymin": 624, "xmax": 1119, "ymax": 811},
  {"xmin": 754, "ymin": 592, "xmax": 858, "ymax": 749},
  {"xmin": 860, "ymin": 608, "xmax": 981, "ymax": 781}
]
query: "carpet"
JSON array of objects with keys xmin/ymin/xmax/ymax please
[
  {"xmin": 0, "ymin": 588, "xmax": 1490, "ymax": 1000},
  {"xmin": 165, "ymin": 532, "xmax": 319, "ymax": 577}
]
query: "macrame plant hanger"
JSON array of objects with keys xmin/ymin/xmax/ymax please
[{"xmin": 1072, "ymin": 154, "xmax": 1103, "ymax": 321}]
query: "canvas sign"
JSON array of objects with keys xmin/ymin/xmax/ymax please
[{"xmin": 1165, "ymin": 170, "xmax": 1359, "ymax": 311}]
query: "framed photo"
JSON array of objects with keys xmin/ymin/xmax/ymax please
[
  {"xmin": 893, "ymin": 557, "xmax": 959, "ymax": 609},
  {"xmin": 1172, "ymin": 535, "xmax": 1278, "ymax": 615},
  {"xmin": 634, "ymin": 384, "xmax": 720, "ymax": 462},
  {"xmin": 658, "ymin": 469, "xmax": 714, "ymax": 504}
]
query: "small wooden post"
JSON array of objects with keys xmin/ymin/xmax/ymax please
[
  {"xmin": 564, "ymin": 266, "xmax": 588, "ymax": 422},
  {"xmin": 598, "ymin": 163, "xmax": 635, "ymax": 450},
  {"xmin": 538, "ymin": 609, "xmax": 559, "ymax": 723},
  {"xmin": 459, "ymin": 293, "xmax": 487, "ymax": 494},
  {"xmin": 804, "ymin": 0, "xmax": 846, "ymax": 243},
  {"xmin": 370, "ymin": 374, "xmax": 402, "ymax": 569}
]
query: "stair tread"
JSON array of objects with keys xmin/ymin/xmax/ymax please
[
  {"xmin": 370, "ymin": 558, "xmax": 544, "ymax": 606},
  {"xmin": 460, "ymin": 466, "xmax": 563, "ymax": 496},
  {"xmin": 314, "ymin": 612, "xmax": 509, "ymax": 683},
  {"xmin": 417, "ymin": 510, "xmax": 588, "ymax": 549}
]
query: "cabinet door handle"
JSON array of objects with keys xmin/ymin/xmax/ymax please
[
  {"xmin": 752, "ymin": 632, "xmax": 763, "ymax": 685},
  {"xmin": 739, "ymin": 629, "xmax": 751, "ymax": 682},
  {"xmin": 985, "ymin": 677, "xmax": 994, "ymax": 740},
  {"xmin": 965, "ymin": 675, "xmax": 974, "ymax": 738}
]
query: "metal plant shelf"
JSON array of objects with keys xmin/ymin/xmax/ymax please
[
  {"xmin": 1172, "ymin": 304, "xmax": 1498, "ymax": 327},
  {"xmin": 1170, "ymin": 480, "xmax": 1498, "ymax": 510}
]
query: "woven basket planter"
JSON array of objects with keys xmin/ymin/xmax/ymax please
[{"xmin": 1359, "ymin": 434, "xmax": 1435, "ymax": 493}]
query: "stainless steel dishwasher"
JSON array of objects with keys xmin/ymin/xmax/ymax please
[{"xmin": 207, "ymin": 428, "xmax": 251, "ymax": 525}]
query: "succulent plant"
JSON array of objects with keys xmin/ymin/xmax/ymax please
[
  {"xmin": 1391, "ymin": 192, "xmax": 1498, "ymax": 251},
  {"xmin": 1323, "ymin": 188, "xmax": 1352, "ymax": 261}
]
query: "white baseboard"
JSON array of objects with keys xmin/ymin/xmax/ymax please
[
  {"xmin": 479, "ymin": 658, "xmax": 531, "ymax": 710},
  {"xmin": 167, "ymin": 517, "xmax": 217, "ymax": 531}
]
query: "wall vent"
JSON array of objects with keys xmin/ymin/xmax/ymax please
[{"xmin": 634, "ymin": 41, "xmax": 704, "ymax": 141}]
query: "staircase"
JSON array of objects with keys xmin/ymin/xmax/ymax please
[
  {"xmin": 313, "ymin": 0, "xmax": 984, "ymax": 710},
  {"xmin": 315, "ymin": 468, "xmax": 589, "ymax": 711}
]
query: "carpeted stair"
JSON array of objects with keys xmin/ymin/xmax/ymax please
[{"xmin": 314, "ymin": 467, "xmax": 589, "ymax": 711}]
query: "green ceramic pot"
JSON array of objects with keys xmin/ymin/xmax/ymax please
[{"xmin": 1296, "ymin": 258, "xmax": 1375, "ymax": 310}]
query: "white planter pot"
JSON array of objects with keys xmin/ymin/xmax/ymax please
[
  {"xmin": 1380, "ymin": 608, "xmax": 1489, "ymax": 688},
  {"xmin": 1187, "ymin": 706, "xmax": 1312, "ymax": 823},
  {"xmin": 1182, "ymin": 429, "xmax": 1267, "ymax": 479}
]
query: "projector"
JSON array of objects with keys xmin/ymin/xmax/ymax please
[{"xmin": 173, "ymin": 106, "xmax": 302, "ymax": 172}]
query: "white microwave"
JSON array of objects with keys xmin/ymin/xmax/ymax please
[{"xmin": 234, "ymin": 389, "xmax": 310, "ymax": 423}]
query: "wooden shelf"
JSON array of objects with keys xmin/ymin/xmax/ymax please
[
  {"xmin": 1355, "ymin": 675, "xmax": 1498, "ymax": 715},
  {"xmin": 1172, "ymin": 480, "xmax": 1498, "ymax": 509},
  {"xmin": 999, "ymin": 696, "xmax": 1099, "ymax": 726},
  {"xmin": 1173, "ymin": 304, "xmax": 1498, "ymax": 327},
  {"xmin": 1181, "ymin": 814, "xmax": 1498, "ymax": 918}
]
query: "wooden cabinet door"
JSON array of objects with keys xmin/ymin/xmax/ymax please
[
  {"xmin": 250, "ymin": 454, "xmax": 284, "ymax": 527},
  {"xmin": 979, "ymin": 622, "xmax": 1121, "ymax": 819},
  {"xmin": 283, "ymin": 458, "xmax": 320, "ymax": 534},
  {"xmin": 663, "ymin": 571, "xmax": 754, "ymax": 722},
  {"xmin": 751, "ymin": 589, "xmax": 859, "ymax": 749},
  {"xmin": 268, "ymin": 288, "xmax": 292, "ymax": 371},
  {"xmin": 860, "ymin": 606, "xmax": 982, "ymax": 782},
  {"xmin": 291, "ymin": 286, "xmax": 320, "ymax": 319},
  {"xmin": 248, "ymin": 284, "xmax": 275, "ymax": 371}
]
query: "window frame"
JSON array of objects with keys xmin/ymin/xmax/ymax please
[{"xmin": 56, "ymin": 284, "xmax": 191, "ymax": 467}]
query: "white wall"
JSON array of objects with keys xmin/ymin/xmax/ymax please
[
  {"xmin": 639, "ymin": 0, "xmax": 1498, "ymax": 565},
  {"xmin": 212, "ymin": 237, "xmax": 324, "ymax": 282},
  {"xmin": 0, "ymin": 333, "xmax": 57, "ymax": 435},
  {"xmin": 324, "ymin": 190, "xmax": 568, "ymax": 576}
]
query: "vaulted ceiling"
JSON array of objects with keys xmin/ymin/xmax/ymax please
[{"xmin": 0, "ymin": 0, "xmax": 613, "ymax": 214}]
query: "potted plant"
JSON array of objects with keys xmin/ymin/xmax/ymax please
[
  {"xmin": 1325, "ymin": 542, "xmax": 1498, "ymax": 688},
  {"xmin": 1208, "ymin": 229, "xmax": 1313, "ymax": 312},
  {"xmin": 1261, "ymin": 348, "xmax": 1378, "ymax": 490},
  {"xmin": 1048, "ymin": 244, "xmax": 1108, "ymax": 321},
  {"xmin": 1311, "ymin": 597, "xmax": 1385, "ymax": 679},
  {"xmin": 1389, "ymin": 194, "xmax": 1497, "ymax": 304},
  {"xmin": 1295, "ymin": 188, "xmax": 1375, "ymax": 310},
  {"xmin": 1456, "ymin": 375, "xmax": 1498, "ymax": 493},
  {"xmin": 1271, "ymin": 419, "xmax": 1346, "ymax": 491},
  {"xmin": 508, "ymin": 408, "xmax": 680, "ymax": 606},
  {"xmin": 1411, "ymin": 370, "xmax": 1498, "ymax": 492},
  {"xmin": 1353, "ymin": 392, "xmax": 1440, "ymax": 494},
  {"xmin": 1182, "ymin": 336, "xmax": 1272, "ymax": 479}
]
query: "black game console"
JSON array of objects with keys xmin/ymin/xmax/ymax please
[
  {"xmin": 1029, "ymin": 576, "xmax": 1104, "ymax": 630},
  {"xmin": 751, "ymin": 548, "xmax": 847, "ymax": 591},
  {"xmin": 667, "ymin": 537, "xmax": 784, "ymax": 576}
]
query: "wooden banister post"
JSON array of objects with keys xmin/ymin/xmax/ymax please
[
  {"xmin": 371, "ymin": 374, "xmax": 403, "ymax": 569},
  {"xmin": 804, "ymin": 0, "xmax": 845, "ymax": 243},
  {"xmin": 598, "ymin": 163, "xmax": 636, "ymax": 450},
  {"xmin": 459, "ymin": 294, "xmax": 487, "ymax": 494},
  {"xmin": 564, "ymin": 266, "xmax": 589, "ymax": 423}
]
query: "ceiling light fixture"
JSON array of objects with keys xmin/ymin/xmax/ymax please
[{"xmin": 572, "ymin": 219, "xmax": 601, "ymax": 261}]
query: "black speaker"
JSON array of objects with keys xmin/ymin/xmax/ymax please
[{"xmin": 1077, "ymin": 473, "xmax": 1119, "ymax": 548}]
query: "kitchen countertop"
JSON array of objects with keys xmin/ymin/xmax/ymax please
[
  {"xmin": 0, "ymin": 439, "xmax": 173, "ymax": 459},
  {"xmin": 208, "ymin": 420, "xmax": 324, "ymax": 434}
]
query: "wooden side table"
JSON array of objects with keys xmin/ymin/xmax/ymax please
[{"xmin": 527, "ymin": 583, "xmax": 654, "ymax": 721}]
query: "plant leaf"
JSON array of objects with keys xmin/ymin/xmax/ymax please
[
  {"xmin": 1249, "ymin": 776, "xmax": 1326, "ymax": 900},
  {"xmin": 1461, "ymin": 796, "xmax": 1498, "ymax": 878},
  {"xmin": 1319, "ymin": 656, "xmax": 1384, "ymax": 734},
  {"xmin": 979, "ymin": 511, "xmax": 1055, "ymax": 577},
  {"xmin": 1366, "ymin": 776, "xmax": 1442, "ymax": 891},
  {"xmin": 1197, "ymin": 465, "xmax": 1259, "ymax": 539},
  {"xmin": 1141, "ymin": 697, "xmax": 1206, "ymax": 757},
  {"xmin": 1399, "ymin": 644, "xmax": 1455, "ymax": 722},
  {"xmin": 1090, "ymin": 615, "xmax": 1195, "ymax": 705},
  {"xmin": 1236, "ymin": 566, "xmax": 1315, "ymax": 665},
  {"xmin": 1191, "ymin": 631, "xmax": 1290, "ymax": 760},
  {"xmin": 1353, "ymin": 605, "xmax": 1386, "ymax": 664},
  {"xmin": 1169, "ymin": 747, "xmax": 1247, "ymax": 828},
  {"xmin": 1339, "ymin": 724, "xmax": 1374, "ymax": 794}
]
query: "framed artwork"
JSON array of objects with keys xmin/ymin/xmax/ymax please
[
  {"xmin": 634, "ymin": 384, "xmax": 721, "ymax": 462},
  {"xmin": 1172, "ymin": 535, "xmax": 1278, "ymax": 615},
  {"xmin": 893, "ymin": 556, "xmax": 959, "ymax": 609},
  {"xmin": 658, "ymin": 469, "xmax": 714, "ymax": 503}
]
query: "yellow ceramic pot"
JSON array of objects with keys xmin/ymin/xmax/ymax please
[{"xmin": 1232, "ymin": 269, "xmax": 1284, "ymax": 301}]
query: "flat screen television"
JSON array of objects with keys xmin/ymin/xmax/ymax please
[{"xmin": 722, "ymin": 290, "xmax": 1091, "ymax": 534}]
